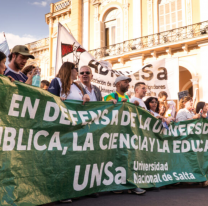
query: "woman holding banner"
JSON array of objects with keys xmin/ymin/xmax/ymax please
[
  {"xmin": 48, "ymin": 62, "xmax": 90, "ymax": 203},
  {"xmin": 176, "ymin": 97, "xmax": 205, "ymax": 122},
  {"xmin": 196, "ymin": 102, "xmax": 207, "ymax": 118},
  {"xmin": 48, "ymin": 62, "xmax": 90, "ymax": 104},
  {"xmin": 145, "ymin": 97, "xmax": 160, "ymax": 117},
  {"xmin": 145, "ymin": 97, "xmax": 175, "ymax": 125}
]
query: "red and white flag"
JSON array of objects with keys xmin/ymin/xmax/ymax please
[{"xmin": 55, "ymin": 23, "xmax": 110, "ymax": 74}]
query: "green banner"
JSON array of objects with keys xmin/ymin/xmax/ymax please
[{"xmin": 0, "ymin": 75, "xmax": 208, "ymax": 206}]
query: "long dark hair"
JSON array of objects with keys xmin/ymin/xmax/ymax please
[
  {"xmin": 145, "ymin": 97, "xmax": 159, "ymax": 113},
  {"xmin": 0, "ymin": 51, "xmax": 6, "ymax": 62},
  {"xmin": 196, "ymin": 102, "xmax": 205, "ymax": 113},
  {"xmin": 57, "ymin": 62, "xmax": 83, "ymax": 97}
]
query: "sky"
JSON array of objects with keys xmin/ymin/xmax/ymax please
[{"xmin": 0, "ymin": 0, "xmax": 58, "ymax": 48}]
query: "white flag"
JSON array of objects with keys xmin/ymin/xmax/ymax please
[
  {"xmin": 55, "ymin": 23, "xmax": 97, "ymax": 74},
  {"xmin": 55, "ymin": 23, "xmax": 179, "ymax": 98}
]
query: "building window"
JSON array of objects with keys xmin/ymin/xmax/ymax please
[
  {"xmin": 159, "ymin": 0, "xmax": 182, "ymax": 32},
  {"xmin": 105, "ymin": 21, "xmax": 116, "ymax": 46},
  {"xmin": 104, "ymin": 8, "xmax": 121, "ymax": 47}
]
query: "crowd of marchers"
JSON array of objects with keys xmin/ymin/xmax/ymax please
[{"xmin": 0, "ymin": 45, "xmax": 208, "ymax": 203}]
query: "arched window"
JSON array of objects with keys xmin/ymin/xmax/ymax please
[
  {"xmin": 104, "ymin": 8, "xmax": 121, "ymax": 47},
  {"xmin": 159, "ymin": 0, "xmax": 183, "ymax": 32}
]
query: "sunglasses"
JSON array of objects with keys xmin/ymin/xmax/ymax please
[{"xmin": 80, "ymin": 71, "xmax": 91, "ymax": 75}]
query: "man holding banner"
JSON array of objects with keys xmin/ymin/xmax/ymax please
[
  {"xmin": 104, "ymin": 76, "xmax": 132, "ymax": 103},
  {"xmin": 130, "ymin": 82, "xmax": 147, "ymax": 110},
  {"xmin": 78, "ymin": 65, "xmax": 102, "ymax": 102},
  {"xmin": 4, "ymin": 45, "xmax": 37, "ymax": 84},
  {"xmin": 104, "ymin": 76, "xmax": 146, "ymax": 195}
]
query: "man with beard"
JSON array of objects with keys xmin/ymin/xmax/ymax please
[
  {"xmin": 104, "ymin": 76, "xmax": 132, "ymax": 103},
  {"xmin": 4, "ymin": 45, "xmax": 36, "ymax": 84},
  {"xmin": 104, "ymin": 76, "xmax": 146, "ymax": 195}
]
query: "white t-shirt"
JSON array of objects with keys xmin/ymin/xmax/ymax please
[
  {"xmin": 56, "ymin": 78, "xmax": 83, "ymax": 101},
  {"xmin": 82, "ymin": 84, "xmax": 97, "ymax": 101},
  {"xmin": 130, "ymin": 97, "xmax": 147, "ymax": 110},
  {"xmin": 150, "ymin": 110, "xmax": 160, "ymax": 117},
  {"xmin": 176, "ymin": 108, "xmax": 194, "ymax": 122}
]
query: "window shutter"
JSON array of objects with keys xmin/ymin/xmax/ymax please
[
  {"xmin": 116, "ymin": 18, "xmax": 121, "ymax": 43},
  {"xmin": 95, "ymin": 21, "xmax": 105, "ymax": 48},
  {"xmin": 100, "ymin": 21, "xmax": 105, "ymax": 47}
]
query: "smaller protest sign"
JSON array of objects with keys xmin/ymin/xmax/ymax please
[{"xmin": 178, "ymin": 90, "xmax": 189, "ymax": 101}]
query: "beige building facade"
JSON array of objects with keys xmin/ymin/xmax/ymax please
[{"xmin": 25, "ymin": 0, "xmax": 208, "ymax": 102}]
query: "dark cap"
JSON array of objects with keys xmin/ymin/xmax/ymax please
[{"xmin": 12, "ymin": 45, "xmax": 35, "ymax": 59}]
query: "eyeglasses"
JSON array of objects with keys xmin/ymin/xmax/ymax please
[{"xmin": 80, "ymin": 71, "xmax": 91, "ymax": 75}]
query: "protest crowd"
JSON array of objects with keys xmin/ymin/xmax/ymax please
[{"xmin": 0, "ymin": 45, "xmax": 208, "ymax": 204}]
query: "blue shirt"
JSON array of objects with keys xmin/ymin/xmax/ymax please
[
  {"xmin": 4, "ymin": 67, "xmax": 28, "ymax": 83},
  {"xmin": 48, "ymin": 78, "xmax": 60, "ymax": 96}
]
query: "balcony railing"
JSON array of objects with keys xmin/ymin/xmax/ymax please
[
  {"xmin": 54, "ymin": 0, "xmax": 71, "ymax": 12},
  {"xmin": 89, "ymin": 20, "xmax": 208, "ymax": 59},
  {"xmin": 26, "ymin": 38, "xmax": 49, "ymax": 50}
]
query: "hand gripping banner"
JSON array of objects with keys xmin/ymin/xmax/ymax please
[{"xmin": 0, "ymin": 75, "xmax": 208, "ymax": 205}]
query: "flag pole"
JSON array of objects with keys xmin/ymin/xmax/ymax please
[{"xmin": 3, "ymin": 32, "xmax": 6, "ymax": 40}]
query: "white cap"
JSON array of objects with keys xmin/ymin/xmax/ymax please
[{"xmin": 114, "ymin": 76, "xmax": 132, "ymax": 85}]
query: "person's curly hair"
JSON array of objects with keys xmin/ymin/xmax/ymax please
[
  {"xmin": 179, "ymin": 96, "xmax": 192, "ymax": 110},
  {"xmin": 145, "ymin": 97, "xmax": 159, "ymax": 113}
]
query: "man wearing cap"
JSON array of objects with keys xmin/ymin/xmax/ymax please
[
  {"xmin": 104, "ymin": 76, "xmax": 146, "ymax": 195},
  {"xmin": 104, "ymin": 76, "xmax": 132, "ymax": 103},
  {"xmin": 4, "ymin": 45, "xmax": 36, "ymax": 84}
]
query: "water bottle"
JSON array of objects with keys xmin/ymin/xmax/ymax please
[{"xmin": 32, "ymin": 67, "xmax": 41, "ymax": 87}]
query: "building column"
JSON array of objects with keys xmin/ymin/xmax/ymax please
[
  {"xmin": 71, "ymin": 0, "xmax": 83, "ymax": 44},
  {"xmin": 123, "ymin": 0, "xmax": 129, "ymax": 41},
  {"xmin": 197, "ymin": 40, "xmax": 208, "ymax": 101},
  {"xmin": 49, "ymin": 16, "xmax": 53, "ymax": 70},
  {"xmin": 82, "ymin": 0, "xmax": 90, "ymax": 50},
  {"xmin": 92, "ymin": 1, "xmax": 101, "ymax": 49},
  {"xmin": 147, "ymin": 0, "xmax": 153, "ymax": 35},
  {"xmin": 133, "ymin": 0, "xmax": 141, "ymax": 38},
  {"xmin": 190, "ymin": 78, "xmax": 199, "ymax": 105}
]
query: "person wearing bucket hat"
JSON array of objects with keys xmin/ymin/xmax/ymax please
[
  {"xmin": 104, "ymin": 76, "xmax": 132, "ymax": 103},
  {"xmin": 4, "ymin": 45, "xmax": 38, "ymax": 84}
]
